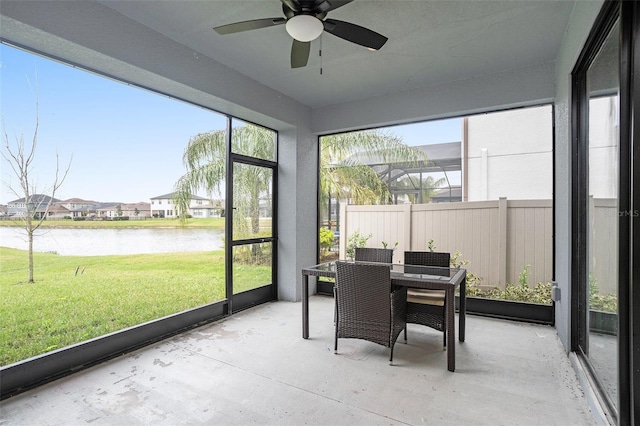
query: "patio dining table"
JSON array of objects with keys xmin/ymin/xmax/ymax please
[{"xmin": 301, "ymin": 261, "xmax": 467, "ymax": 371}]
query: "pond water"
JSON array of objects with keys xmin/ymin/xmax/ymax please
[{"xmin": 0, "ymin": 227, "xmax": 224, "ymax": 256}]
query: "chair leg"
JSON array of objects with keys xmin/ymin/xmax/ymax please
[
  {"xmin": 334, "ymin": 322, "xmax": 338, "ymax": 354},
  {"xmin": 404, "ymin": 325, "xmax": 407, "ymax": 342},
  {"xmin": 333, "ymin": 288, "xmax": 338, "ymax": 325},
  {"xmin": 442, "ymin": 317, "xmax": 447, "ymax": 349},
  {"xmin": 389, "ymin": 344, "xmax": 394, "ymax": 365}
]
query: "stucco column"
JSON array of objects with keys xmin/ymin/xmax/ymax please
[{"xmin": 277, "ymin": 126, "xmax": 318, "ymax": 301}]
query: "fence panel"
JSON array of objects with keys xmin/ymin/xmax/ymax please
[
  {"xmin": 341, "ymin": 199, "xmax": 554, "ymax": 289},
  {"xmin": 589, "ymin": 197, "xmax": 618, "ymax": 296},
  {"xmin": 506, "ymin": 200, "xmax": 553, "ymax": 286}
]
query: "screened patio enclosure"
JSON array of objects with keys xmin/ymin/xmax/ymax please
[
  {"xmin": 1, "ymin": 1, "xmax": 639, "ymax": 424},
  {"xmin": 346, "ymin": 142, "xmax": 462, "ymax": 205}
]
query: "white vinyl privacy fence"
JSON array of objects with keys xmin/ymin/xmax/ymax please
[
  {"xmin": 339, "ymin": 198, "xmax": 553, "ymax": 290},
  {"xmin": 339, "ymin": 197, "xmax": 618, "ymax": 294}
]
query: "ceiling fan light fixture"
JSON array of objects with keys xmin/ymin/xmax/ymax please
[{"xmin": 286, "ymin": 14, "xmax": 323, "ymax": 42}]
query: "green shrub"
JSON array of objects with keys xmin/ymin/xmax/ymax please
[
  {"xmin": 426, "ymin": 240, "xmax": 617, "ymax": 308},
  {"xmin": 319, "ymin": 227, "xmax": 334, "ymax": 253},
  {"xmin": 346, "ymin": 230, "xmax": 371, "ymax": 260},
  {"xmin": 589, "ymin": 275, "xmax": 617, "ymax": 313},
  {"xmin": 484, "ymin": 281, "xmax": 552, "ymax": 304},
  {"xmin": 450, "ymin": 250, "xmax": 483, "ymax": 292},
  {"xmin": 381, "ymin": 241, "xmax": 398, "ymax": 250}
]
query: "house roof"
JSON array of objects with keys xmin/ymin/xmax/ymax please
[
  {"xmin": 47, "ymin": 204, "xmax": 71, "ymax": 213},
  {"xmin": 342, "ymin": 142, "xmax": 462, "ymax": 185},
  {"xmin": 121, "ymin": 202, "xmax": 151, "ymax": 210},
  {"xmin": 62, "ymin": 198, "xmax": 97, "ymax": 203},
  {"xmin": 150, "ymin": 192, "xmax": 208, "ymax": 201},
  {"xmin": 8, "ymin": 194, "xmax": 61, "ymax": 204},
  {"xmin": 349, "ymin": 142, "xmax": 461, "ymax": 173},
  {"xmin": 431, "ymin": 187, "xmax": 463, "ymax": 200}
]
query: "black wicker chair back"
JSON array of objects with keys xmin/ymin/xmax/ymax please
[
  {"xmin": 404, "ymin": 251, "xmax": 450, "ymax": 275},
  {"xmin": 334, "ymin": 261, "xmax": 407, "ymax": 364},
  {"xmin": 403, "ymin": 251, "xmax": 451, "ymax": 347},
  {"xmin": 354, "ymin": 247, "xmax": 394, "ymax": 263}
]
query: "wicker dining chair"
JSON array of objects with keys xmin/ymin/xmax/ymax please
[
  {"xmin": 403, "ymin": 251, "xmax": 451, "ymax": 347},
  {"xmin": 334, "ymin": 261, "xmax": 407, "ymax": 364},
  {"xmin": 335, "ymin": 247, "xmax": 394, "ymax": 323},
  {"xmin": 354, "ymin": 247, "xmax": 394, "ymax": 263}
]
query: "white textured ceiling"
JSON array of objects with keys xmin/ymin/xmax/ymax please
[{"xmin": 93, "ymin": 0, "xmax": 575, "ymax": 108}]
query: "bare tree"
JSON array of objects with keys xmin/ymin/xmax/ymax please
[{"xmin": 2, "ymin": 102, "xmax": 71, "ymax": 283}]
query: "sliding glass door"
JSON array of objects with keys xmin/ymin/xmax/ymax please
[
  {"xmin": 583, "ymin": 16, "xmax": 620, "ymax": 411},
  {"xmin": 571, "ymin": 1, "xmax": 639, "ymax": 422}
]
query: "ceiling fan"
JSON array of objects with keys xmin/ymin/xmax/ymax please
[{"xmin": 213, "ymin": 0, "xmax": 388, "ymax": 68}]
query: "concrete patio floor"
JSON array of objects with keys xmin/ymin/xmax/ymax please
[{"xmin": 1, "ymin": 295, "xmax": 595, "ymax": 425}]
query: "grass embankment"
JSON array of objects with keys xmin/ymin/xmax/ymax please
[
  {"xmin": 0, "ymin": 247, "xmax": 270, "ymax": 366},
  {"xmin": 0, "ymin": 217, "xmax": 226, "ymax": 229}
]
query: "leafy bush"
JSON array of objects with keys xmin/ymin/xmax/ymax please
[
  {"xmin": 72, "ymin": 216, "xmax": 86, "ymax": 221},
  {"xmin": 381, "ymin": 241, "xmax": 398, "ymax": 250},
  {"xmin": 590, "ymin": 293, "xmax": 618, "ymax": 313},
  {"xmin": 484, "ymin": 281, "xmax": 552, "ymax": 304},
  {"xmin": 428, "ymin": 240, "xmax": 617, "ymax": 308},
  {"xmin": 464, "ymin": 263, "xmax": 552, "ymax": 304},
  {"xmin": 449, "ymin": 250, "xmax": 483, "ymax": 290},
  {"xmin": 319, "ymin": 227, "xmax": 334, "ymax": 253},
  {"xmin": 589, "ymin": 276, "xmax": 617, "ymax": 313},
  {"xmin": 346, "ymin": 230, "xmax": 371, "ymax": 260}
]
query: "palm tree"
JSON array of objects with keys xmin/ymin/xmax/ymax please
[
  {"xmin": 175, "ymin": 125, "xmax": 424, "ymax": 233},
  {"xmin": 174, "ymin": 124, "xmax": 274, "ymax": 239},
  {"xmin": 320, "ymin": 129, "xmax": 427, "ymax": 225}
]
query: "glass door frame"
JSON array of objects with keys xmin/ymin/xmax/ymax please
[
  {"xmin": 570, "ymin": 1, "xmax": 639, "ymax": 423},
  {"xmin": 225, "ymin": 122, "xmax": 278, "ymax": 314}
]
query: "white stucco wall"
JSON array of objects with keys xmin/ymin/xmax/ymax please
[
  {"xmin": 465, "ymin": 105, "xmax": 553, "ymax": 201},
  {"xmin": 588, "ymin": 96, "xmax": 619, "ymax": 199}
]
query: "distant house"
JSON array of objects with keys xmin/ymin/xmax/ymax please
[
  {"xmin": 95, "ymin": 203, "xmax": 122, "ymax": 219},
  {"xmin": 150, "ymin": 192, "xmax": 211, "ymax": 218},
  {"xmin": 121, "ymin": 202, "xmax": 151, "ymax": 218},
  {"xmin": 0, "ymin": 204, "xmax": 7, "ymax": 217},
  {"xmin": 58, "ymin": 198, "xmax": 99, "ymax": 218},
  {"xmin": 7, "ymin": 194, "xmax": 61, "ymax": 218},
  {"xmin": 96, "ymin": 202, "xmax": 151, "ymax": 219},
  {"xmin": 430, "ymin": 187, "xmax": 462, "ymax": 203},
  {"xmin": 46, "ymin": 204, "xmax": 72, "ymax": 219},
  {"xmin": 190, "ymin": 200, "xmax": 225, "ymax": 218}
]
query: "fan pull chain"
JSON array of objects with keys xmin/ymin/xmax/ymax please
[{"xmin": 319, "ymin": 35, "xmax": 323, "ymax": 75}]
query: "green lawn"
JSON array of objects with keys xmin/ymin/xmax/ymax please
[{"xmin": 0, "ymin": 247, "xmax": 270, "ymax": 366}]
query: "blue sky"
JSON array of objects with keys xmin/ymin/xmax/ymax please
[{"xmin": 0, "ymin": 44, "xmax": 460, "ymax": 205}]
